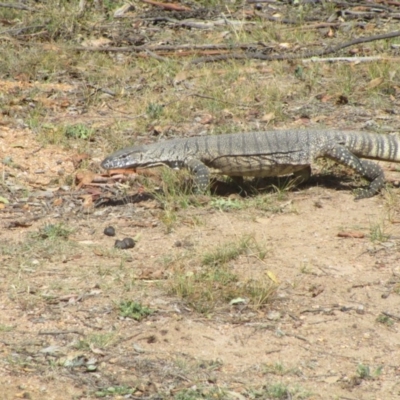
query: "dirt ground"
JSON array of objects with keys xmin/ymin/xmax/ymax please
[
  {"xmin": 2, "ymin": 105, "xmax": 400, "ymax": 400},
  {"xmin": 2, "ymin": 2, "xmax": 400, "ymax": 399}
]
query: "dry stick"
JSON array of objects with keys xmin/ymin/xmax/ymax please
[
  {"xmin": 144, "ymin": 48, "xmax": 169, "ymax": 62},
  {"xmin": 38, "ymin": 330, "xmax": 83, "ymax": 335},
  {"xmin": 0, "ymin": 2, "xmax": 35, "ymax": 11},
  {"xmin": 75, "ymin": 42, "xmax": 261, "ymax": 53},
  {"xmin": 141, "ymin": 0, "xmax": 191, "ymax": 11},
  {"xmin": 1, "ymin": 25, "xmax": 45, "ymax": 37},
  {"xmin": 357, "ymin": 3, "xmax": 395, "ymax": 12},
  {"xmin": 142, "ymin": 16, "xmax": 218, "ymax": 29},
  {"xmin": 158, "ymin": 49, "xmax": 231, "ymax": 57},
  {"xmin": 254, "ymin": 10, "xmax": 320, "ymax": 24},
  {"xmin": 191, "ymin": 30, "xmax": 400, "ymax": 64},
  {"xmin": 303, "ymin": 56, "xmax": 400, "ymax": 63},
  {"xmin": 381, "ymin": 311, "xmax": 400, "ymax": 321},
  {"xmin": 342, "ymin": 0, "xmax": 397, "ymax": 11},
  {"xmin": 343, "ymin": 10, "xmax": 394, "ymax": 18},
  {"xmin": 282, "ymin": 22, "xmax": 366, "ymax": 31}
]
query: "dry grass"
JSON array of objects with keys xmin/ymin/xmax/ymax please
[
  {"xmin": 167, "ymin": 235, "xmax": 276, "ymax": 314},
  {"xmin": 2, "ymin": 1, "xmax": 400, "ymax": 399}
]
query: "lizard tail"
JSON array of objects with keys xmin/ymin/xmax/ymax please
[{"xmin": 343, "ymin": 131, "xmax": 400, "ymax": 162}]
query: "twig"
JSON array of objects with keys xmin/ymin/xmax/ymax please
[
  {"xmin": 303, "ymin": 56, "xmax": 400, "ymax": 63},
  {"xmin": 144, "ymin": 16, "xmax": 216, "ymax": 29},
  {"xmin": 106, "ymin": 103, "xmax": 148, "ymax": 120},
  {"xmin": 31, "ymin": 145, "xmax": 44, "ymax": 155},
  {"xmin": 38, "ymin": 330, "xmax": 84, "ymax": 335},
  {"xmin": 191, "ymin": 53, "xmax": 247, "ymax": 64},
  {"xmin": 353, "ymin": 3, "xmax": 395, "ymax": 12},
  {"xmin": 109, "ymin": 331, "xmax": 144, "ymax": 347},
  {"xmin": 144, "ymin": 49, "xmax": 169, "ymax": 62},
  {"xmin": 87, "ymin": 83, "xmax": 116, "ymax": 96},
  {"xmin": 382, "ymin": 311, "xmax": 400, "ymax": 321},
  {"xmin": 0, "ymin": 25, "xmax": 44, "ymax": 36},
  {"xmin": 75, "ymin": 42, "xmax": 262, "ymax": 53},
  {"xmin": 191, "ymin": 30, "xmax": 400, "ymax": 64},
  {"xmin": 141, "ymin": 0, "xmax": 191, "ymax": 11},
  {"xmin": 0, "ymin": 2, "xmax": 35, "ymax": 11}
]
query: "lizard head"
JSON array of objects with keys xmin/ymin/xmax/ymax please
[{"xmin": 101, "ymin": 144, "xmax": 171, "ymax": 170}]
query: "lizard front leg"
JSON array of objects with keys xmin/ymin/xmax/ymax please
[{"xmin": 185, "ymin": 158, "xmax": 210, "ymax": 192}]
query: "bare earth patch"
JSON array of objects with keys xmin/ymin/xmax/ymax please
[
  {"xmin": 2, "ymin": 119, "xmax": 400, "ymax": 399},
  {"xmin": 2, "ymin": 1, "xmax": 400, "ymax": 399}
]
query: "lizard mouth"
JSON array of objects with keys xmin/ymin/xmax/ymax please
[{"xmin": 101, "ymin": 157, "xmax": 165, "ymax": 170}]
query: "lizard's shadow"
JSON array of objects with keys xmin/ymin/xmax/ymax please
[
  {"xmin": 96, "ymin": 171, "xmax": 395, "ymax": 207},
  {"xmin": 210, "ymin": 173, "xmax": 367, "ymax": 197}
]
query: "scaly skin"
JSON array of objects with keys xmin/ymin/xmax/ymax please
[{"xmin": 101, "ymin": 129, "xmax": 400, "ymax": 199}]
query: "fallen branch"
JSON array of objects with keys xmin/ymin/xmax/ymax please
[
  {"xmin": 191, "ymin": 30, "xmax": 400, "ymax": 64},
  {"xmin": 0, "ymin": 2, "xmax": 35, "ymax": 11},
  {"xmin": 38, "ymin": 330, "xmax": 83, "ymax": 335},
  {"xmin": 75, "ymin": 42, "xmax": 263, "ymax": 53},
  {"xmin": 74, "ymin": 30, "xmax": 400, "ymax": 65},
  {"xmin": 282, "ymin": 22, "xmax": 366, "ymax": 31},
  {"xmin": 144, "ymin": 48, "xmax": 169, "ymax": 62},
  {"xmin": 0, "ymin": 25, "xmax": 45, "ymax": 36},
  {"xmin": 303, "ymin": 56, "xmax": 400, "ymax": 63}
]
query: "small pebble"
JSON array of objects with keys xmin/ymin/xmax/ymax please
[
  {"xmin": 267, "ymin": 311, "xmax": 281, "ymax": 321},
  {"xmin": 114, "ymin": 238, "xmax": 135, "ymax": 250},
  {"xmin": 104, "ymin": 226, "xmax": 115, "ymax": 236},
  {"xmin": 114, "ymin": 239, "xmax": 125, "ymax": 249},
  {"xmin": 122, "ymin": 238, "xmax": 135, "ymax": 249}
]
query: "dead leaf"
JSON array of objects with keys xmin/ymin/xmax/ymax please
[
  {"xmin": 70, "ymin": 153, "xmax": 90, "ymax": 169},
  {"xmin": 139, "ymin": 268, "xmax": 155, "ymax": 279},
  {"xmin": 114, "ymin": 3, "xmax": 134, "ymax": 18},
  {"xmin": 76, "ymin": 171, "xmax": 95, "ymax": 188},
  {"xmin": 324, "ymin": 375, "xmax": 341, "ymax": 384},
  {"xmin": 93, "ymin": 249, "xmax": 104, "ymax": 256},
  {"xmin": 8, "ymin": 220, "xmax": 34, "ymax": 228},
  {"xmin": 174, "ymin": 70, "xmax": 189, "ymax": 84},
  {"xmin": 265, "ymin": 270, "xmax": 279, "ymax": 284},
  {"xmin": 337, "ymin": 231, "xmax": 365, "ymax": 239},
  {"xmin": 316, "ymin": 94, "xmax": 332, "ymax": 103},
  {"xmin": 85, "ymin": 187, "xmax": 102, "ymax": 196},
  {"xmin": 81, "ymin": 194, "xmax": 94, "ymax": 208},
  {"xmin": 53, "ymin": 197, "xmax": 63, "ymax": 206},
  {"xmin": 90, "ymin": 344, "xmax": 105, "ymax": 355},
  {"xmin": 199, "ymin": 114, "xmax": 213, "ymax": 124},
  {"xmin": 261, "ymin": 112, "xmax": 275, "ymax": 122},
  {"xmin": 81, "ymin": 38, "xmax": 112, "ymax": 48},
  {"xmin": 107, "ymin": 168, "xmax": 137, "ymax": 175},
  {"xmin": 336, "ymin": 95, "xmax": 348, "ymax": 105},
  {"xmin": 349, "ymin": 48, "xmax": 359, "ymax": 55},
  {"xmin": 309, "ymin": 284, "xmax": 324, "ymax": 298},
  {"xmin": 366, "ymin": 77, "xmax": 384, "ymax": 90}
]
